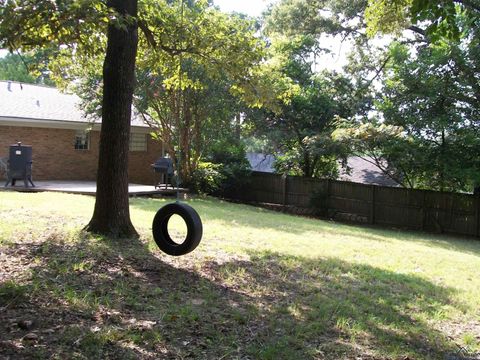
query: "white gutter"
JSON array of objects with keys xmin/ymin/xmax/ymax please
[{"xmin": 0, "ymin": 116, "xmax": 151, "ymax": 133}]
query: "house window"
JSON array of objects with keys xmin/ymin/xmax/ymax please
[
  {"xmin": 74, "ymin": 131, "xmax": 90, "ymax": 150},
  {"xmin": 129, "ymin": 133, "xmax": 147, "ymax": 152}
]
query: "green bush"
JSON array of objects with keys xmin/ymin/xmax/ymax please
[
  {"xmin": 191, "ymin": 143, "xmax": 252, "ymax": 196},
  {"xmin": 191, "ymin": 162, "xmax": 225, "ymax": 195},
  {"xmin": 209, "ymin": 143, "xmax": 252, "ymax": 196}
]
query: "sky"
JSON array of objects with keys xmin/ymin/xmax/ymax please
[{"xmin": 213, "ymin": 0, "xmax": 277, "ymax": 17}]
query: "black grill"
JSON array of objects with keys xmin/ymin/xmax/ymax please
[
  {"xmin": 5, "ymin": 142, "xmax": 35, "ymax": 187},
  {"xmin": 151, "ymin": 157, "xmax": 174, "ymax": 189}
]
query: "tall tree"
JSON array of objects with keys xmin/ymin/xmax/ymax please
[
  {"xmin": 244, "ymin": 36, "xmax": 359, "ymax": 177},
  {"xmin": 338, "ymin": 5, "xmax": 480, "ymax": 192},
  {"xmin": 85, "ymin": 0, "xmax": 139, "ymax": 237},
  {"xmin": 265, "ymin": 0, "xmax": 369, "ymax": 41},
  {"xmin": 49, "ymin": 0, "xmax": 271, "ymax": 186},
  {"xmin": 0, "ymin": 0, "xmax": 138, "ymax": 237},
  {"xmin": 332, "ymin": 119, "xmax": 425, "ymax": 188},
  {"xmin": 134, "ymin": 1, "xmax": 265, "ymax": 184},
  {"xmin": 376, "ymin": 39, "xmax": 480, "ymax": 191}
]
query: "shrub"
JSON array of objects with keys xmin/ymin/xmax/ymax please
[
  {"xmin": 192, "ymin": 143, "xmax": 252, "ymax": 196},
  {"xmin": 191, "ymin": 162, "xmax": 225, "ymax": 195},
  {"xmin": 209, "ymin": 143, "xmax": 252, "ymax": 197}
]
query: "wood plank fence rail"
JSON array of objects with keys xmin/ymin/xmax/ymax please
[{"xmin": 227, "ymin": 172, "xmax": 480, "ymax": 238}]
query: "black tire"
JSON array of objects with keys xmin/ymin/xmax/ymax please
[{"xmin": 152, "ymin": 202, "xmax": 203, "ymax": 256}]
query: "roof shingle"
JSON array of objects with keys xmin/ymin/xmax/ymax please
[{"xmin": 0, "ymin": 80, "xmax": 146, "ymax": 127}]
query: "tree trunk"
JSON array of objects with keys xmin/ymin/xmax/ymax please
[{"xmin": 85, "ymin": 0, "xmax": 139, "ymax": 238}]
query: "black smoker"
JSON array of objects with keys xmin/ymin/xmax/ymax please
[
  {"xmin": 151, "ymin": 157, "xmax": 174, "ymax": 189},
  {"xmin": 5, "ymin": 142, "xmax": 35, "ymax": 187}
]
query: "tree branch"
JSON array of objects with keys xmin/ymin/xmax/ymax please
[
  {"xmin": 454, "ymin": 0, "xmax": 480, "ymax": 13},
  {"xmin": 407, "ymin": 25, "xmax": 427, "ymax": 37},
  {"xmin": 138, "ymin": 20, "xmax": 157, "ymax": 47}
]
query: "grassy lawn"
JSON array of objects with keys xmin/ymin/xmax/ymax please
[{"xmin": 1, "ymin": 191, "xmax": 479, "ymax": 359}]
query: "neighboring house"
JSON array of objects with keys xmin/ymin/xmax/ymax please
[
  {"xmin": 247, "ymin": 151, "xmax": 399, "ymax": 187},
  {"xmin": 338, "ymin": 156, "xmax": 400, "ymax": 187},
  {"xmin": 246, "ymin": 152, "xmax": 276, "ymax": 173},
  {"xmin": 0, "ymin": 80, "xmax": 163, "ymax": 184}
]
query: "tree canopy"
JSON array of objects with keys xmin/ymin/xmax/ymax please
[
  {"xmin": 0, "ymin": 0, "xmax": 283, "ymax": 237},
  {"xmin": 365, "ymin": 0, "xmax": 480, "ymax": 39},
  {"xmin": 1, "ymin": 0, "xmax": 140, "ymax": 237},
  {"xmin": 244, "ymin": 0, "xmax": 374, "ymax": 178},
  {"xmin": 135, "ymin": 0, "xmax": 266, "ymax": 183},
  {"xmin": 46, "ymin": 0, "xmax": 278, "ymax": 186}
]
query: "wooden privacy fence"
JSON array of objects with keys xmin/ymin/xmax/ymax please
[{"xmin": 228, "ymin": 172, "xmax": 480, "ymax": 238}]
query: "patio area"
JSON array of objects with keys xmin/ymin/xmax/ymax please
[{"xmin": 1, "ymin": 180, "xmax": 188, "ymax": 197}]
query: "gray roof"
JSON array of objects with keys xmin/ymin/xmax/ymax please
[
  {"xmin": 339, "ymin": 156, "xmax": 400, "ymax": 187},
  {"xmin": 247, "ymin": 152, "xmax": 400, "ymax": 187},
  {"xmin": 0, "ymin": 80, "xmax": 146, "ymax": 127},
  {"xmin": 246, "ymin": 152, "xmax": 276, "ymax": 173}
]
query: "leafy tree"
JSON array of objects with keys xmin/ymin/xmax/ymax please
[
  {"xmin": 0, "ymin": 51, "xmax": 55, "ymax": 85},
  {"xmin": 254, "ymin": 0, "xmax": 480, "ymax": 193},
  {"xmin": 134, "ymin": 1, "xmax": 265, "ymax": 184},
  {"xmin": 0, "ymin": 53, "xmax": 35, "ymax": 83},
  {"xmin": 51, "ymin": 0, "xmax": 274, "ymax": 186},
  {"xmin": 245, "ymin": 0, "xmax": 385, "ymax": 179},
  {"xmin": 365, "ymin": 0, "xmax": 480, "ymax": 40},
  {"xmin": 265, "ymin": 0, "xmax": 369, "ymax": 42},
  {"xmin": 136, "ymin": 65, "xmax": 246, "ymax": 185},
  {"xmin": 332, "ymin": 120, "xmax": 419, "ymax": 187},
  {"xmin": 0, "ymin": 0, "xmax": 276, "ymax": 238},
  {"xmin": 377, "ymin": 39, "xmax": 479, "ymax": 191},
  {"xmin": 1, "ymin": 0, "xmax": 140, "ymax": 238},
  {"xmin": 244, "ymin": 35, "xmax": 358, "ymax": 177},
  {"xmin": 358, "ymin": 2, "xmax": 480, "ymax": 192},
  {"xmin": 334, "ymin": 22, "xmax": 480, "ymax": 192}
]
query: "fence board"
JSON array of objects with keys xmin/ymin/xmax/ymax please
[{"xmin": 229, "ymin": 172, "xmax": 478, "ymax": 238}]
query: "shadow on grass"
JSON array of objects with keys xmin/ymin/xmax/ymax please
[
  {"xmin": 131, "ymin": 196, "xmax": 480, "ymax": 258},
  {"xmin": 1, "ymin": 234, "xmax": 239, "ymax": 359},
  {"xmin": 0, "ymin": 233, "xmax": 473, "ymax": 359},
  {"xmin": 210, "ymin": 251, "xmax": 472, "ymax": 359}
]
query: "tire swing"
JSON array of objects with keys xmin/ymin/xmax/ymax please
[
  {"xmin": 152, "ymin": 0, "xmax": 202, "ymax": 256},
  {"xmin": 152, "ymin": 202, "xmax": 202, "ymax": 256}
]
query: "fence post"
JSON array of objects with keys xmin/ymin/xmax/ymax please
[
  {"xmin": 370, "ymin": 185, "xmax": 376, "ymax": 225},
  {"xmin": 282, "ymin": 174, "xmax": 287, "ymax": 211},
  {"xmin": 476, "ymin": 193, "xmax": 480, "ymax": 238},
  {"xmin": 421, "ymin": 190, "xmax": 426, "ymax": 231},
  {"xmin": 326, "ymin": 179, "xmax": 331, "ymax": 216}
]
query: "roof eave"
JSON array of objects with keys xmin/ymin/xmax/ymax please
[{"xmin": 0, "ymin": 116, "xmax": 151, "ymax": 132}]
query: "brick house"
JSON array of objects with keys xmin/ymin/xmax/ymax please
[{"xmin": 0, "ymin": 80, "xmax": 163, "ymax": 184}]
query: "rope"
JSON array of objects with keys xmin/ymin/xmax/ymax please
[{"xmin": 175, "ymin": 0, "xmax": 185, "ymax": 203}]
